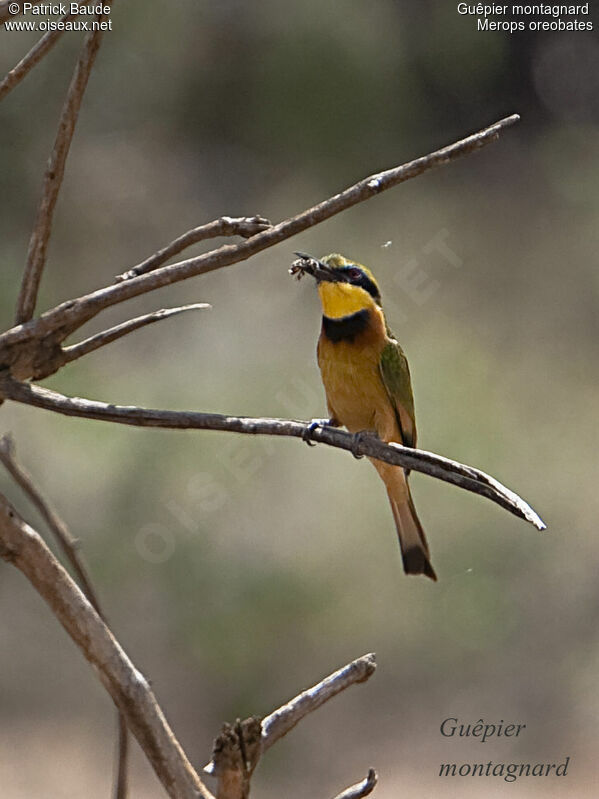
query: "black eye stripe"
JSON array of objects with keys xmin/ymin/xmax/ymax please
[{"xmin": 339, "ymin": 266, "xmax": 381, "ymax": 302}]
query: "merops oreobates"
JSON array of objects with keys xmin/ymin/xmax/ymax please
[{"xmin": 293, "ymin": 252, "xmax": 436, "ymax": 581}]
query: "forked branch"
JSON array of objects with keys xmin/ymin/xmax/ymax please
[
  {"xmin": 15, "ymin": 2, "xmax": 113, "ymax": 325},
  {"xmin": 0, "ymin": 115, "xmax": 520, "ymax": 377},
  {"xmin": 0, "ymin": 433, "xmax": 101, "ymax": 611},
  {"xmin": 115, "ymin": 216, "xmax": 272, "ymax": 282},
  {"xmin": 0, "ymin": 492, "xmax": 213, "ymax": 799},
  {"xmin": 0, "ymin": 433, "xmax": 129, "ymax": 799},
  {"xmin": 261, "ymin": 653, "xmax": 377, "ymax": 752},
  {"xmin": 205, "ymin": 655, "xmax": 377, "ymax": 799}
]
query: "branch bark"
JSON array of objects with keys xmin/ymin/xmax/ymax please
[
  {"xmin": 0, "ymin": 115, "xmax": 520, "ymax": 377},
  {"xmin": 115, "ymin": 216, "xmax": 272, "ymax": 282},
  {"xmin": 208, "ymin": 717, "xmax": 262, "ymax": 799},
  {"xmin": 0, "ymin": 377, "xmax": 546, "ymax": 531},
  {"xmin": 0, "ymin": 492, "xmax": 213, "ymax": 799},
  {"xmin": 0, "ymin": 433, "xmax": 129, "ymax": 798},
  {"xmin": 205, "ymin": 655, "xmax": 377, "ymax": 799},
  {"xmin": 0, "ymin": 433, "xmax": 102, "ymax": 610},
  {"xmin": 62, "ymin": 303, "xmax": 211, "ymax": 364},
  {"xmin": 261, "ymin": 653, "xmax": 377, "ymax": 752},
  {"xmin": 0, "ymin": 2, "xmax": 93, "ymax": 101},
  {"xmin": 332, "ymin": 770, "xmax": 377, "ymax": 799},
  {"xmin": 0, "ymin": 26, "xmax": 69, "ymax": 102},
  {"xmin": 14, "ymin": 2, "xmax": 113, "ymax": 325}
]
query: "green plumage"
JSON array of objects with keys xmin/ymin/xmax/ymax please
[
  {"xmin": 294, "ymin": 250, "xmax": 436, "ymax": 579},
  {"xmin": 379, "ymin": 338, "xmax": 417, "ymax": 449}
]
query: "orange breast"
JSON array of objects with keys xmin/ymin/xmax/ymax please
[{"xmin": 317, "ymin": 309, "xmax": 400, "ymax": 440}]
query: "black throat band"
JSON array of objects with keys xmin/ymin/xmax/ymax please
[{"xmin": 322, "ymin": 309, "xmax": 370, "ymax": 343}]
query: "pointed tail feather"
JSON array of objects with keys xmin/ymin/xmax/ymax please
[
  {"xmin": 387, "ymin": 489, "xmax": 437, "ymax": 581},
  {"xmin": 372, "ymin": 458, "xmax": 436, "ymax": 581}
]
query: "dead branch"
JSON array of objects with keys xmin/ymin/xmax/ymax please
[
  {"xmin": 115, "ymin": 216, "xmax": 272, "ymax": 282},
  {"xmin": 62, "ymin": 303, "xmax": 211, "ymax": 364},
  {"xmin": 0, "ymin": 2, "xmax": 93, "ymax": 101},
  {"xmin": 0, "ymin": 491, "xmax": 214, "ymax": 799},
  {"xmin": 0, "ymin": 432, "xmax": 101, "ymax": 611},
  {"xmin": 208, "ymin": 717, "xmax": 262, "ymax": 799},
  {"xmin": 0, "ymin": 433, "xmax": 129, "ymax": 798},
  {"xmin": 0, "ymin": 377, "xmax": 546, "ymax": 531},
  {"xmin": 205, "ymin": 655, "xmax": 377, "ymax": 799},
  {"xmin": 15, "ymin": 2, "xmax": 113, "ymax": 325},
  {"xmin": 0, "ymin": 115, "xmax": 520, "ymax": 381},
  {"xmin": 0, "ymin": 26, "xmax": 69, "ymax": 102},
  {"xmin": 261, "ymin": 653, "xmax": 377, "ymax": 752},
  {"xmin": 332, "ymin": 769, "xmax": 377, "ymax": 799}
]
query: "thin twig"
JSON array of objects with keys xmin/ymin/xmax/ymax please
[
  {"xmin": 0, "ymin": 26, "xmax": 70, "ymax": 102},
  {"xmin": 332, "ymin": 769, "xmax": 377, "ymax": 799},
  {"xmin": 115, "ymin": 216, "xmax": 272, "ymax": 282},
  {"xmin": 0, "ymin": 433, "xmax": 129, "ymax": 799},
  {"xmin": 0, "ymin": 2, "xmax": 92, "ymax": 102},
  {"xmin": 0, "ymin": 492, "xmax": 213, "ymax": 799},
  {"xmin": 0, "ymin": 377, "xmax": 546, "ymax": 531},
  {"xmin": 261, "ymin": 654, "xmax": 377, "ymax": 752},
  {"xmin": 0, "ymin": 433, "xmax": 102, "ymax": 611},
  {"xmin": 205, "ymin": 655, "xmax": 376, "ymax": 787},
  {"xmin": 14, "ymin": 3, "xmax": 113, "ymax": 325},
  {"xmin": 62, "ymin": 303, "xmax": 211, "ymax": 363},
  {"xmin": 1, "ymin": 115, "xmax": 520, "ymax": 362}
]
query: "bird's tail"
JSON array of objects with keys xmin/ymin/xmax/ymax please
[{"xmin": 372, "ymin": 460, "xmax": 437, "ymax": 581}]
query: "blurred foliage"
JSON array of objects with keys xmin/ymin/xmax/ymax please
[{"xmin": 1, "ymin": 1, "xmax": 598, "ymax": 797}]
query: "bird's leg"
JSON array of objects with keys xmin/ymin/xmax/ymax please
[
  {"xmin": 302, "ymin": 417, "xmax": 340, "ymax": 447},
  {"xmin": 350, "ymin": 430, "xmax": 379, "ymax": 459}
]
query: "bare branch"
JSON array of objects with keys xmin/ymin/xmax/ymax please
[
  {"xmin": 0, "ymin": 492, "xmax": 214, "ymax": 799},
  {"xmin": 115, "ymin": 216, "xmax": 272, "ymax": 282},
  {"xmin": 204, "ymin": 655, "xmax": 376, "ymax": 796},
  {"xmin": 14, "ymin": 3, "xmax": 113, "ymax": 325},
  {"xmin": 1, "ymin": 27, "xmax": 69, "ymax": 102},
  {"xmin": 0, "ymin": 378, "xmax": 546, "ymax": 531},
  {"xmin": 62, "ymin": 303, "xmax": 211, "ymax": 364},
  {"xmin": 1, "ymin": 115, "xmax": 520, "ymax": 368},
  {"xmin": 0, "ymin": 2, "xmax": 92, "ymax": 101},
  {"xmin": 261, "ymin": 654, "xmax": 377, "ymax": 752},
  {"xmin": 0, "ymin": 433, "xmax": 129, "ymax": 799},
  {"xmin": 332, "ymin": 769, "xmax": 377, "ymax": 799},
  {"xmin": 208, "ymin": 718, "xmax": 262, "ymax": 799},
  {"xmin": 0, "ymin": 432, "xmax": 102, "ymax": 612}
]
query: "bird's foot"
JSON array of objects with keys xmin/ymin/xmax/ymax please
[
  {"xmin": 350, "ymin": 430, "xmax": 378, "ymax": 459},
  {"xmin": 302, "ymin": 418, "xmax": 337, "ymax": 447}
]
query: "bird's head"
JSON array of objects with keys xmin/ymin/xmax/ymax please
[{"xmin": 290, "ymin": 252, "xmax": 382, "ymax": 319}]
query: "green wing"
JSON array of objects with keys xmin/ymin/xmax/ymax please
[{"xmin": 379, "ymin": 338, "xmax": 417, "ymax": 448}]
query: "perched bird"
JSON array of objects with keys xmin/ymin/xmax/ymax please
[{"xmin": 291, "ymin": 252, "xmax": 436, "ymax": 581}]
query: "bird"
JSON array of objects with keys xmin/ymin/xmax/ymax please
[{"xmin": 291, "ymin": 252, "xmax": 436, "ymax": 581}]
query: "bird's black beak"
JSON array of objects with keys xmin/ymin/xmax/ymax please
[{"xmin": 290, "ymin": 252, "xmax": 341, "ymax": 283}]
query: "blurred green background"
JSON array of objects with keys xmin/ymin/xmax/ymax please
[{"xmin": 1, "ymin": 1, "xmax": 598, "ymax": 797}]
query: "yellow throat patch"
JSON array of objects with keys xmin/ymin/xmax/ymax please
[{"xmin": 317, "ymin": 281, "xmax": 375, "ymax": 319}]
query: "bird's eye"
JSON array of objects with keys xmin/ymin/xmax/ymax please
[{"xmin": 346, "ymin": 267, "xmax": 362, "ymax": 281}]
